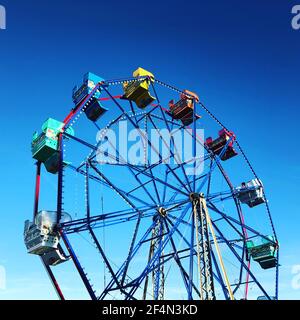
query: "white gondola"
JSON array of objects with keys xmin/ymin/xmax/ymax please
[
  {"xmin": 235, "ymin": 179, "xmax": 265, "ymax": 208},
  {"xmin": 42, "ymin": 245, "xmax": 70, "ymax": 266},
  {"xmin": 24, "ymin": 211, "xmax": 71, "ymax": 266}
]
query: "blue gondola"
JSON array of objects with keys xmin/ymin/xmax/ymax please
[{"xmin": 72, "ymin": 72, "xmax": 108, "ymax": 122}]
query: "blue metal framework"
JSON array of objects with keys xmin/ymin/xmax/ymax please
[{"xmin": 29, "ymin": 74, "xmax": 279, "ymax": 300}]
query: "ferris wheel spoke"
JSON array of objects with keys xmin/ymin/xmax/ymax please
[
  {"xmin": 212, "ymin": 156, "xmax": 252, "ymax": 245},
  {"xmin": 67, "ymin": 163, "xmax": 153, "ymax": 207},
  {"xmin": 63, "ymin": 210, "xmax": 153, "ymax": 234},
  {"xmin": 148, "ymin": 165, "xmax": 162, "ymax": 204},
  {"xmin": 206, "ymin": 190, "xmax": 234, "ymax": 201},
  {"xmin": 87, "ymin": 226, "xmax": 135, "ymax": 300},
  {"xmin": 89, "ymin": 161, "xmax": 150, "ymax": 215},
  {"xmin": 210, "ymin": 221, "xmax": 272, "ymax": 300},
  {"xmin": 94, "ymin": 112, "xmax": 193, "ymax": 203},
  {"xmin": 147, "ymin": 113, "xmax": 181, "ymax": 127},
  {"xmin": 60, "ymin": 231, "xmax": 97, "ymax": 300},
  {"xmin": 129, "ymin": 165, "xmax": 189, "ymax": 197},
  {"xmin": 120, "ymin": 212, "xmax": 143, "ymax": 287},
  {"xmin": 101, "ymin": 86, "xmax": 192, "ymax": 194},
  {"xmin": 208, "ymin": 202, "xmax": 245, "ymax": 239},
  {"xmin": 206, "ymin": 203, "xmax": 276, "ymax": 245},
  {"xmin": 95, "ymin": 119, "xmax": 161, "ymax": 206},
  {"xmin": 128, "ymin": 100, "xmax": 139, "ymax": 123},
  {"xmin": 163, "ymin": 218, "xmax": 200, "ymax": 299},
  {"xmin": 63, "ymin": 198, "xmax": 189, "ymax": 234},
  {"xmin": 212, "ymin": 178, "xmax": 252, "ymax": 291},
  {"xmin": 99, "ymin": 218, "xmax": 158, "ymax": 300},
  {"xmin": 86, "ymin": 132, "xmax": 189, "ymax": 203},
  {"xmin": 123, "ymin": 200, "xmax": 193, "ymax": 299},
  {"xmin": 150, "ymin": 107, "xmax": 192, "ymax": 192},
  {"xmin": 86, "ymin": 113, "xmax": 126, "ymax": 160},
  {"xmin": 160, "ymin": 219, "xmax": 193, "ymax": 298},
  {"xmin": 165, "ymin": 171, "xmax": 210, "ymax": 205},
  {"xmin": 124, "ymin": 202, "xmax": 192, "ymax": 298}
]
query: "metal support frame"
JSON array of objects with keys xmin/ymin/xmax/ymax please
[
  {"xmin": 143, "ymin": 214, "xmax": 165, "ymax": 300},
  {"xmin": 192, "ymin": 194, "xmax": 216, "ymax": 300}
]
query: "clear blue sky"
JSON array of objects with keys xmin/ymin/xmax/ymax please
[{"xmin": 0, "ymin": 0, "xmax": 299, "ymax": 299}]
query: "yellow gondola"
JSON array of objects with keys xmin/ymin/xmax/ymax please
[{"xmin": 123, "ymin": 67, "xmax": 156, "ymax": 109}]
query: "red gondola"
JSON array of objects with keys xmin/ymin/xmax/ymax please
[
  {"xmin": 167, "ymin": 90, "xmax": 201, "ymax": 126},
  {"xmin": 206, "ymin": 129, "xmax": 238, "ymax": 161}
]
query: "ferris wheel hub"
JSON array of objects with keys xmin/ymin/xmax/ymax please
[
  {"xmin": 189, "ymin": 192, "xmax": 204, "ymax": 202},
  {"xmin": 157, "ymin": 207, "xmax": 167, "ymax": 218}
]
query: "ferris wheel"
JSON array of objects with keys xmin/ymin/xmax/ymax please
[{"xmin": 24, "ymin": 67, "xmax": 279, "ymax": 300}]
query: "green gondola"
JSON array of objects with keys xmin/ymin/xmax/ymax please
[
  {"xmin": 246, "ymin": 236, "xmax": 278, "ymax": 269},
  {"xmin": 31, "ymin": 118, "xmax": 74, "ymax": 173}
]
